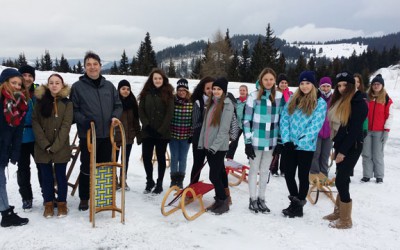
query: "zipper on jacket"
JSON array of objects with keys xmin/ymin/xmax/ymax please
[{"xmin": 95, "ymin": 88, "xmax": 106, "ymax": 136}]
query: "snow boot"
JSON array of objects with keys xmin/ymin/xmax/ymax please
[
  {"xmin": 177, "ymin": 173, "xmax": 185, "ymax": 189},
  {"xmin": 323, "ymin": 194, "xmax": 340, "ymax": 221},
  {"xmin": 43, "ymin": 201, "xmax": 54, "ymax": 218},
  {"xmin": 212, "ymin": 198, "xmax": 229, "ymax": 215},
  {"xmin": 143, "ymin": 180, "xmax": 155, "ymax": 194},
  {"xmin": 206, "ymin": 197, "xmax": 218, "ymax": 211},
  {"xmin": 152, "ymin": 180, "xmax": 163, "ymax": 194},
  {"xmin": 22, "ymin": 199, "xmax": 33, "ymax": 212},
  {"xmin": 170, "ymin": 173, "xmax": 178, "ymax": 188},
  {"xmin": 329, "ymin": 200, "xmax": 352, "ymax": 229},
  {"xmin": 282, "ymin": 196, "xmax": 296, "ymax": 215},
  {"xmin": 257, "ymin": 198, "xmax": 270, "ymax": 213},
  {"xmin": 283, "ymin": 197, "xmax": 306, "ymax": 218},
  {"xmin": 57, "ymin": 202, "xmax": 68, "ymax": 218},
  {"xmin": 225, "ymin": 187, "xmax": 232, "ymax": 205},
  {"xmin": 1, "ymin": 206, "xmax": 29, "ymax": 227},
  {"xmin": 78, "ymin": 200, "xmax": 89, "ymax": 211},
  {"xmin": 249, "ymin": 198, "xmax": 259, "ymax": 213}
]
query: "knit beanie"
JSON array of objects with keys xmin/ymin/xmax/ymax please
[
  {"xmin": 118, "ymin": 79, "xmax": 131, "ymax": 90},
  {"xmin": 176, "ymin": 78, "xmax": 189, "ymax": 91},
  {"xmin": 277, "ymin": 73, "xmax": 288, "ymax": 83},
  {"xmin": 18, "ymin": 65, "xmax": 36, "ymax": 80},
  {"xmin": 319, "ymin": 76, "xmax": 332, "ymax": 86},
  {"xmin": 371, "ymin": 74, "xmax": 384, "ymax": 87},
  {"xmin": 298, "ymin": 71, "xmax": 316, "ymax": 85},
  {"xmin": 336, "ymin": 71, "xmax": 355, "ymax": 85},
  {"xmin": 212, "ymin": 77, "xmax": 228, "ymax": 94},
  {"xmin": 0, "ymin": 68, "xmax": 22, "ymax": 84}
]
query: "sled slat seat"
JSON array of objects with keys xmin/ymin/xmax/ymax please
[{"xmin": 224, "ymin": 160, "xmax": 250, "ymax": 186}]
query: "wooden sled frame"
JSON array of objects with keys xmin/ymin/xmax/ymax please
[
  {"xmin": 224, "ymin": 160, "xmax": 250, "ymax": 186},
  {"xmin": 140, "ymin": 148, "xmax": 171, "ymax": 168},
  {"xmin": 66, "ymin": 131, "xmax": 80, "ymax": 196},
  {"xmin": 307, "ymin": 173, "xmax": 336, "ymax": 205},
  {"xmin": 88, "ymin": 121, "xmax": 126, "ymax": 227},
  {"xmin": 161, "ymin": 182, "xmax": 214, "ymax": 221}
]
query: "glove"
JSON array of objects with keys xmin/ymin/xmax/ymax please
[
  {"xmin": 145, "ymin": 125, "xmax": 161, "ymax": 138},
  {"xmin": 273, "ymin": 144, "xmax": 283, "ymax": 156},
  {"xmin": 381, "ymin": 131, "xmax": 389, "ymax": 144},
  {"xmin": 284, "ymin": 142, "xmax": 297, "ymax": 151},
  {"xmin": 245, "ymin": 144, "xmax": 256, "ymax": 160},
  {"xmin": 208, "ymin": 148, "xmax": 216, "ymax": 155},
  {"xmin": 187, "ymin": 137, "xmax": 192, "ymax": 144}
]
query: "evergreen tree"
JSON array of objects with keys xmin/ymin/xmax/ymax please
[
  {"xmin": 225, "ymin": 28, "xmax": 233, "ymax": 52},
  {"xmin": 59, "ymin": 54, "xmax": 70, "ymax": 73},
  {"xmin": 239, "ymin": 41, "xmax": 251, "ymax": 82},
  {"xmin": 119, "ymin": 49, "xmax": 129, "ymax": 75},
  {"xmin": 250, "ymin": 36, "xmax": 265, "ymax": 81},
  {"xmin": 167, "ymin": 58, "xmax": 177, "ymax": 78},
  {"xmin": 276, "ymin": 53, "xmax": 287, "ymax": 75},
  {"xmin": 53, "ymin": 57, "xmax": 60, "ymax": 71},
  {"xmin": 130, "ymin": 57, "xmax": 138, "ymax": 75},
  {"xmin": 190, "ymin": 58, "xmax": 202, "ymax": 79},
  {"xmin": 331, "ymin": 57, "xmax": 342, "ymax": 76},
  {"xmin": 263, "ymin": 23, "xmax": 278, "ymax": 71},
  {"xmin": 227, "ymin": 50, "xmax": 240, "ymax": 81},
  {"xmin": 43, "ymin": 50, "xmax": 53, "ymax": 70},
  {"xmin": 307, "ymin": 56, "xmax": 316, "ymax": 71},
  {"xmin": 294, "ymin": 54, "xmax": 307, "ymax": 79},
  {"xmin": 72, "ymin": 65, "xmax": 77, "ymax": 73},
  {"xmin": 1, "ymin": 59, "xmax": 5, "ymax": 66},
  {"xmin": 110, "ymin": 61, "xmax": 119, "ymax": 75},
  {"xmin": 17, "ymin": 53, "xmax": 28, "ymax": 68},
  {"xmin": 135, "ymin": 32, "xmax": 158, "ymax": 76},
  {"xmin": 76, "ymin": 60, "xmax": 83, "ymax": 74}
]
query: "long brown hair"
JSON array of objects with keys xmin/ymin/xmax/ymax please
[
  {"xmin": 139, "ymin": 68, "xmax": 173, "ymax": 103},
  {"xmin": 205, "ymin": 92, "xmax": 226, "ymax": 126},
  {"xmin": 288, "ymin": 84, "xmax": 318, "ymax": 116},
  {"xmin": 354, "ymin": 73, "xmax": 365, "ymax": 92},
  {"xmin": 367, "ymin": 84, "xmax": 387, "ymax": 104},
  {"xmin": 257, "ymin": 68, "xmax": 276, "ymax": 102},
  {"xmin": 330, "ymin": 82, "xmax": 356, "ymax": 125}
]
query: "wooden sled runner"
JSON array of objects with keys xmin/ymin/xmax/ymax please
[
  {"xmin": 88, "ymin": 121, "xmax": 126, "ymax": 227},
  {"xmin": 307, "ymin": 173, "xmax": 336, "ymax": 205},
  {"xmin": 161, "ymin": 182, "xmax": 214, "ymax": 221},
  {"xmin": 66, "ymin": 131, "xmax": 81, "ymax": 196},
  {"xmin": 224, "ymin": 160, "xmax": 250, "ymax": 186},
  {"xmin": 140, "ymin": 148, "xmax": 171, "ymax": 168}
]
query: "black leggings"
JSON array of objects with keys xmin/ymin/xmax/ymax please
[
  {"xmin": 190, "ymin": 143, "xmax": 207, "ymax": 184},
  {"xmin": 142, "ymin": 137, "xmax": 169, "ymax": 184},
  {"xmin": 206, "ymin": 150, "xmax": 228, "ymax": 200}
]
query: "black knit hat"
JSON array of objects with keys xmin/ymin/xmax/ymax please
[
  {"xmin": 0, "ymin": 68, "xmax": 22, "ymax": 84},
  {"xmin": 371, "ymin": 74, "xmax": 384, "ymax": 87},
  {"xmin": 118, "ymin": 79, "xmax": 131, "ymax": 90},
  {"xmin": 176, "ymin": 78, "xmax": 189, "ymax": 91},
  {"xmin": 336, "ymin": 71, "xmax": 355, "ymax": 85},
  {"xmin": 277, "ymin": 73, "xmax": 288, "ymax": 84},
  {"xmin": 18, "ymin": 65, "xmax": 36, "ymax": 80},
  {"xmin": 212, "ymin": 77, "xmax": 228, "ymax": 94},
  {"xmin": 298, "ymin": 71, "xmax": 316, "ymax": 85}
]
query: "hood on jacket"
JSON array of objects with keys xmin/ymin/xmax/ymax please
[{"xmin": 34, "ymin": 84, "xmax": 71, "ymax": 100}]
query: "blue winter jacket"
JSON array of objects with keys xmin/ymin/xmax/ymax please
[
  {"xmin": 22, "ymin": 97, "xmax": 35, "ymax": 143},
  {"xmin": 280, "ymin": 97, "xmax": 327, "ymax": 151}
]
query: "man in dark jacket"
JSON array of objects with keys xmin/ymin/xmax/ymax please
[{"xmin": 70, "ymin": 51, "xmax": 122, "ymax": 210}]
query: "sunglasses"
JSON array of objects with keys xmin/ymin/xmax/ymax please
[{"xmin": 336, "ymin": 72, "xmax": 349, "ymax": 78}]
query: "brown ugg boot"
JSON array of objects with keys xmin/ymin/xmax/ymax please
[
  {"xmin": 329, "ymin": 200, "xmax": 352, "ymax": 229},
  {"xmin": 323, "ymin": 194, "xmax": 340, "ymax": 221},
  {"xmin": 57, "ymin": 202, "xmax": 68, "ymax": 218},
  {"xmin": 43, "ymin": 202, "xmax": 54, "ymax": 218},
  {"xmin": 224, "ymin": 188, "xmax": 232, "ymax": 205}
]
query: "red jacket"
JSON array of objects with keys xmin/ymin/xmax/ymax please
[{"xmin": 367, "ymin": 96, "xmax": 393, "ymax": 132}]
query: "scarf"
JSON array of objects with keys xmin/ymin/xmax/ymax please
[{"xmin": 2, "ymin": 88, "xmax": 28, "ymax": 127}]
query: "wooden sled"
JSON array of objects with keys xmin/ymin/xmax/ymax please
[
  {"xmin": 224, "ymin": 160, "xmax": 250, "ymax": 186},
  {"xmin": 161, "ymin": 182, "xmax": 214, "ymax": 221},
  {"xmin": 307, "ymin": 173, "xmax": 336, "ymax": 205},
  {"xmin": 140, "ymin": 148, "xmax": 171, "ymax": 168},
  {"xmin": 88, "ymin": 121, "xmax": 126, "ymax": 227},
  {"xmin": 66, "ymin": 131, "xmax": 81, "ymax": 196}
]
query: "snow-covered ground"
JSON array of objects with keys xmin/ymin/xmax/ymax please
[
  {"xmin": 0, "ymin": 65, "xmax": 399, "ymax": 250},
  {"xmin": 291, "ymin": 42, "xmax": 368, "ymax": 59}
]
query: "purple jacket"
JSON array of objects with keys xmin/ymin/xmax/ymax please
[{"xmin": 318, "ymin": 91, "xmax": 332, "ymax": 139}]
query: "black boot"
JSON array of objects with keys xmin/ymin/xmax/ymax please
[
  {"xmin": 212, "ymin": 198, "xmax": 229, "ymax": 215},
  {"xmin": 257, "ymin": 198, "xmax": 270, "ymax": 213},
  {"xmin": 144, "ymin": 179, "xmax": 155, "ymax": 194},
  {"xmin": 283, "ymin": 197, "xmax": 306, "ymax": 218},
  {"xmin": 170, "ymin": 173, "xmax": 178, "ymax": 188},
  {"xmin": 282, "ymin": 196, "xmax": 296, "ymax": 215},
  {"xmin": 152, "ymin": 180, "xmax": 163, "ymax": 194},
  {"xmin": 249, "ymin": 198, "xmax": 259, "ymax": 213},
  {"xmin": 1, "ymin": 206, "xmax": 29, "ymax": 227},
  {"xmin": 177, "ymin": 173, "xmax": 185, "ymax": 189}
]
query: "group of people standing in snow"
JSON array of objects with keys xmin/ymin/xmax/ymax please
[{"xmin": 0, "ymin": 50, "xmax": 393, "ymax": 230}]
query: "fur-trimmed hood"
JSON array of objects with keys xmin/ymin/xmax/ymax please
[{"xmin": 34, "ymin": 84, "xmax": 70, "ymax": 100}]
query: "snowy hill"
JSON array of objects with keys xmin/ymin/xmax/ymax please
[
  {"xmin": 0, "ymin": 66, "xmax": 399, "ymax": 249},
  {"xmin": 291, "ymin": 42, "xmax": 368, "ymax": 59}
]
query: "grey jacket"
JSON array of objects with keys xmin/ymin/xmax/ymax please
[
  {"xmin": 198, "ymin": 97, "xmax": 234, "ymax": 152},
  {"xmin": 70, "ymin": 75, "xmax": 122, "ymax": 138}
]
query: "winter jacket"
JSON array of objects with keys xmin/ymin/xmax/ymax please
[
  {"xmin": 0, "ymin": 95, "xmax": 25, "ymax": 166},
  {"xmin": 70, "ymin": 74, "xmax": 122, "ymax": 138},
  {"xmin": 318, "ymin": 90, "xmax": 332, "ymax": 139},
  {"xmin": 332, "ymin": 91, "xmax": 368, "ymax": 156},
  {"xmin": 280, "ymin": 97, "xmax": 327, "ymax": 151},
  {"xmin": 243, "ymin": 90, "xmax": 286, "ymax": 151},
  {"xmin": 191, "ymin": 95, "xmax": 208, "ymax": 145},
  {"xmin": 139, "ymin": 87, "xmax": 174, "ymax": 140},
  {"xmin": 32, "ymin": 85, "xmax": 73, "ymax": 164},
  {"xmin": 367, "ymin": 94, "xmax": 393, "ymax": 132},
  {"xmin": 236, "ymin": 97, "xmax": 246, "ymax": 129},
  {"xmin": 115, "ymin": 107, "xmax": 141, "ymax": 146},
  {"xmin": 171, "ymin": 95, "xmax": 193, "ymax": 140},
  {"xmin": 22, "ymin": 98, "xmax": 35, "ymax": 143},
  {"xmin": 198, "ymin": 97, "xmax": 234, "ymax": 152}
]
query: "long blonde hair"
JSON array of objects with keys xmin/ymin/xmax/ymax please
[
  {"xmin": 205, "ymin": 92, "xmax": 226, "ymax": 126},
  {"xmin": 367, "ymin": 85, "xmax": 387, "ymax": 104},
  {"xmin": 330, "ymin": 83, "xmax": 356, "ymax": 126},
  {"xmin": 257, "ymin": 68, "xmax": 276, "ymax": 102},
  {"xmin": 288, "ymin": 85, "xmax": 318, "ymax": 116}
]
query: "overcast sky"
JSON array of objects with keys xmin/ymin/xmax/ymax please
[{"xmin": 1, "ymin": 0, "xmax": 399, "ymax": 61}]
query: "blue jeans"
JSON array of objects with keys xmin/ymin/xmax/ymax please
[
  {"xmin": 169, "ymin": 139, "xmax": 190, "ymax": 174},
  {"xmin": 0, "ymin": 165, "xmax": 10, "ymax": 212},
  {"xmin": 38, "ymin": 163, "xmax": 68, "ymax": 203}
]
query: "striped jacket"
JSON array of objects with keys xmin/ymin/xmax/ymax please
[
  {"xmin": 243, "ymin": 90, "xmax": 286, "ymax": 151},
  {"xmin": 280, "ymin": 97, "xmax": 327, "ymax": 151},
  {"xmin": 171, "ymin": 96, "xmax": 193, "ymax": 139}
]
